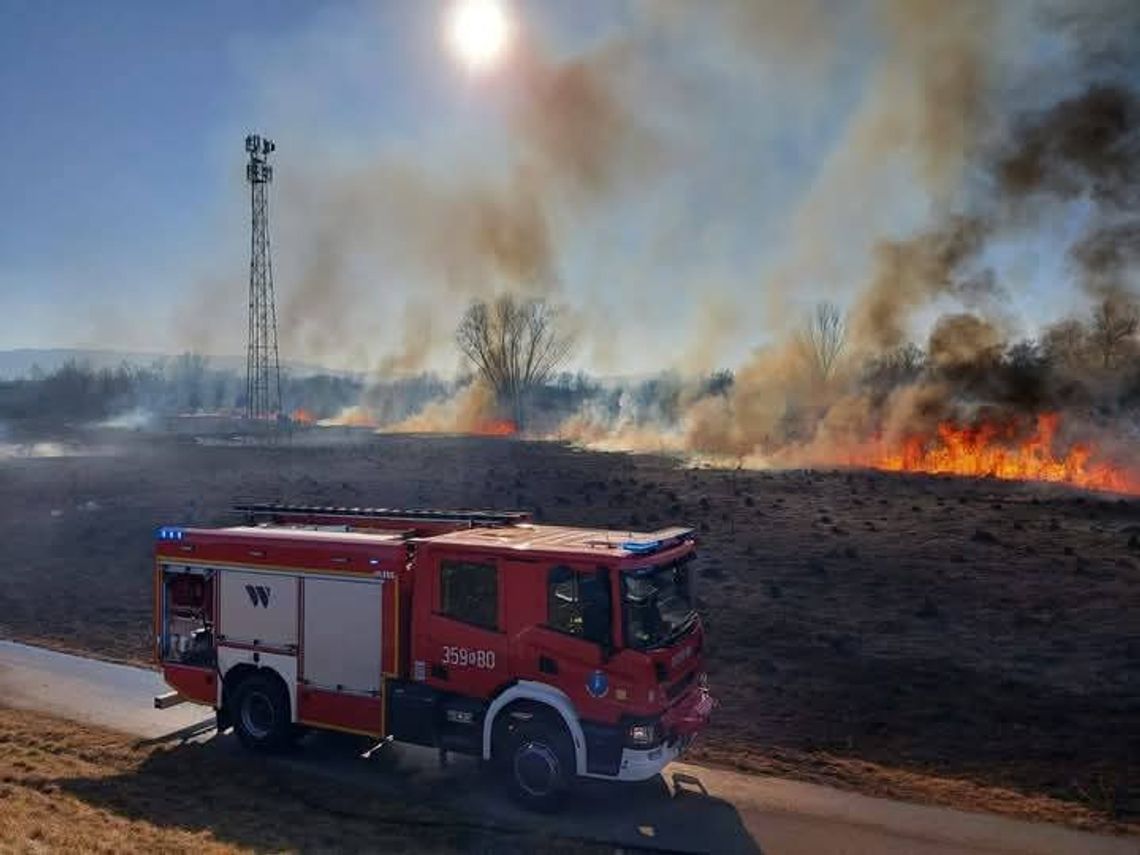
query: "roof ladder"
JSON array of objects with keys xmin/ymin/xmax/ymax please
[{"xmin": 234, "ymin": 503, "xmax": 530, "ymax": 528}]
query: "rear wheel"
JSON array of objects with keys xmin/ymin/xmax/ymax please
[
  {"xmin": 497, "ymin": 714, "xmax": 575, "ymax": 812},
  {"xmin": 232, "ymin": 673, "xmax": 293, "ymax": 752}
]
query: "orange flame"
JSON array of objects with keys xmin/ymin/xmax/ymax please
[
  {"xmin": 870, "ymin": 413, "xmax": 1138, "ymax": 495},
  {"xmin": 291, "ymin": 408, "xmax": 316, "ymax": 424},
  {"xmin": 472, "ymin": 419, "xmax": 517, "ymax": 437}
]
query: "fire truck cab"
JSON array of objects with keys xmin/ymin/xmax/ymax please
[{"xmin": 154, "ymin": 504, "xmax": 714, "ymax": 809}]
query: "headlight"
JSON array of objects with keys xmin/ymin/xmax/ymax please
[{"xmin": 627, "ymin": 722, "xmax": 658, "ymax": 748}]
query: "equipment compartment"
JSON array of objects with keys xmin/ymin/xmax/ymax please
[{"xmin": 159, "ymin": 565, "xmax": 216, "ymax": 668}]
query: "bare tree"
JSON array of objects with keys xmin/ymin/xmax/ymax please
[
  {"xmin": 1089, "ymin": 294, "xmax": 1139, "ymax": 369},
  {"xmin": 887, "ymin": 342, "xmax": 926, "ymax": 375},
  {"xmin": 862, "ymin": 341, "xmax": 926, "ymax": 389},
  {"xmin": 168, "ymin": 352, "xmax": 210, "ymax": 412},
  {"xmin": 456, "ymin": 295, "xmax": 575, "ymax": 427},
  {"xmin": 1042, "ymin": 318, "xmax": 1089, "ymax": 368},
  {"xmin": 796, "ymin": 301, "xmax": 847, "ymax": 386}
]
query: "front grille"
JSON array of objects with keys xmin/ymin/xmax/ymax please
[{"xmin": 665, "ymin": 669, "xmax": 696, "ymax": 701}]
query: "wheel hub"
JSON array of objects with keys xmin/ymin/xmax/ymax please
[
  {"xmin": 513, "ymin": 740, "xmax": 559, "ymax": 797},
  {"xmin": 241, "ymin": 690, "xmax": 275, "ymax": 739}
]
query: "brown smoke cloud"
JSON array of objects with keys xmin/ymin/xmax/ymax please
[
  {"xmin": 247, "ymin": 2, "xmax": 1140, "ymax": 490},
  {"xmin": 998, "ymin": 84, "xmax": 1140, "ymax": 208},
  {"xmin": 849, "ymin": 216, "xmax": 992, "ymax": 353},
  {"xmin": 995, "ymin": 79, "xmax": 1140, "ymax": 324},
  {"xmin": 746, "ymin": 0, "xmax": 999, "ymax": 335},
  {"xmin": 651, "ymin": 0, "xmax": 1004, "ymax": 464},
  {"xmin": 545, "ymin": 0, "xmax": 1015, "ymax": 463},
  {"xmin": 375, "ymin": 301, "xmax": 437, "ymax": 377},
  {"xmin": 277, "ymin": 30, "xmax": 657, "ymax": 375},
  {"xmin": 554, "ymin": 1, "xmax": 1140, "ymax": 492},
  {"xmin": 815, "ymin": 0, "xmax": 998, "ymax": 203},
  {"xmin": 1072, "ymin": 223, "xmax": 1140, "ymax": 282},
  {"xmin": 384, "ymin": 381, "xmax": 500, "ymax": 434},
  {"xmin": 683, "ymin": 295, "xmax": 744, "ymax": 375},
  {"xmin": 874, "ymin": 0, "xmax": 996, "ymax": 197},
  {"xmin": 645, "ymin": 0, "xmax": 839, "ymax": 77},
  {"xmin": 926, "ymin": 313, "xmax": 1004, "ymax": 371},
  {"xmin": 682, "ymin": 338, "xmax": 810, "ymax": 458},
  {"xmin": 511, "ymin": 39, "xmax": 657, "ymax": 199},
  {"xmin": 271, "ymin": 0, "xmax": 1001, "ymax": 384},
  {"xmin": 278, "ymin": 160, "xmax": 556, "ymax": 362}
]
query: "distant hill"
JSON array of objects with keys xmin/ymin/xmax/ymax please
[{"xmin": 0, "ymin": 349, "xmax": 345, "ymax": 380}]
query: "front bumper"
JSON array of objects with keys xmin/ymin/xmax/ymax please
[
  {"xmin": 612, "ymin": 737, "xmax": 688, "ymax": 781},
  {"xmin": 596, "ymin": 686, "xmax": 715, "ymax": 782}
]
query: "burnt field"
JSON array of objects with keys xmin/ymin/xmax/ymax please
[{"xmin": 0, "ymin": 431, "xmax": 1137, "ymax": 830}]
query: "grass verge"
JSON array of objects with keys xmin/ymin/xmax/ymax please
[{"xmin": 0, "ymin": 704, "xmax": 607, "ymax": 854}]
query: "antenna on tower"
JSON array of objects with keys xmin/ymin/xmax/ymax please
[{"xmin": 244, "ymin": 133, "xmax": 282, "ymax": 423}]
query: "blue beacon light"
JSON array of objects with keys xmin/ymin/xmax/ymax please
[{"xmin": 621, "ymin": 538, "xmax": 663, "ymax": 555}]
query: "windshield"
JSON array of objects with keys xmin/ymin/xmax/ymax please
[{"xmin": 621, "ymin": 557, "xmax": 696, "ymax": 651}]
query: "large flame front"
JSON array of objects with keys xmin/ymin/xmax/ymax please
[{"xmin": 870, "ymin": 413, "xmax": 1138, "ymax": 495}]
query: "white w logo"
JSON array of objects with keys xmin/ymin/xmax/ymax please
[{"xmin": 245, "ymin": 585, "xmax": 271, "ymax": 608}]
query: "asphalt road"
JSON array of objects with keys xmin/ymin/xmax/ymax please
[{"xmin": 0, "ymin": 640, "xmax": 1133, "ymax": 855}]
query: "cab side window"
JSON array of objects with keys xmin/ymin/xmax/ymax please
[
  {"xmin": 547, "ymin": 565, "xmax": 612, "ymax": 648},
  {"xmin": 440, "ymin": 560, "xmax": 498, "ymax": 630}
]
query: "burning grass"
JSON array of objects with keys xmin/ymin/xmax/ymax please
[
  {"xmin": 472, "ymin": 418, "xmax": 518, "ymax": 436},
  {"xmin": 290, "ymin": 408, "xmax": 316, "ymax": 425},
  {"xmin": 852, "ymin": 413, "xmax": 1140, "ymax": 496}
]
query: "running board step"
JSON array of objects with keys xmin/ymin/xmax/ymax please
[{"xmin": 154, "ymin": 691, "xmax": 186, "ymax": 710}]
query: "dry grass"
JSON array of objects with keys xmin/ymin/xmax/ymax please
[
  {"xmin": 0, "ymin": 705, "xmax": 604, "ymax": 854},
  {"xmin": 1, "ymin": 431, "xmax": 1138, "ymax": 832}
]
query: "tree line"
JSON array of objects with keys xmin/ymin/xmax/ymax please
[
  {"xmin": 0, "ymin": 357, "xmax": 365, "ymax": 425},
  {"xmin": 4, "ymin": 291, "xmax": 1135, "ymax": 431}
]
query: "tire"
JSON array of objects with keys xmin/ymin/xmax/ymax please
[
  {"xmin": 232, "ymin": 673, "xmax": 293, "ymax": 753},
  {"xmin": 497, "ymin": 714, "xmax": 575, "ymax": 812}
]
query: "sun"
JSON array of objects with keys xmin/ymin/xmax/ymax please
[{"xmin": 445, "ymin": 0, "xmax": 514, "ymax": 72}]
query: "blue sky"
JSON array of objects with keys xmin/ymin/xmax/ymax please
[
  {"xmin": 0, "ymin": 1, "xmax": 432, "ymax": 353},
  {"xmin": 0, "ymin": 1, "xmax": 1097, "ymax": 375}
]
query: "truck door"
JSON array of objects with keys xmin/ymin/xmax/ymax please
[
  {"xmin": 517, "ymin": 564, "xmax": 613, "ymax": 715},
  {"xmin": 420, "ymin": 554, "xmax": 509, "ymax": 699}
]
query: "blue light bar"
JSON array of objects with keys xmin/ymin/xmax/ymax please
[
  {"xmin": 622, "ymin": 538, "xmax": 663, "ymax": 555},
  {"xmin": 156, "ymin": 526, "xmax": 185, "ymax": 542}
]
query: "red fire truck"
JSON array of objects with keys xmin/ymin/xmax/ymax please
[{"xmin": 154, "ymin": 504, "xmax": 714, "ymax": 809}]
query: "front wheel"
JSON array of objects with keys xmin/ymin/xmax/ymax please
[
  {"xmin": 232, "ymin": 673, "xmax": 293, "ymax": 752},
  {"xmin": 499, "ymin": 717, "xmax": 575, "ymax": 812}
]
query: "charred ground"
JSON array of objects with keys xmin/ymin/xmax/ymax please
[{"xmin": 0, "ymin": 431, "xmax": 1136, "ymax": 831}]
